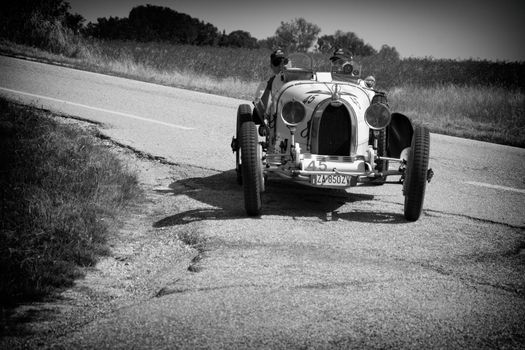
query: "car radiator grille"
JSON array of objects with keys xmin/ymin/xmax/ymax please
[{"xmin": 318, "ymin": 105, "xmax": 351, "ymax": 156}]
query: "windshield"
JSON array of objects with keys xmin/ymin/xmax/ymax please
[
  {"xmin": 285, "ymin": 52, "xmax": 361, "ymax": 77},
  {"xmin": 285, "ymin": 53, "xmax": 313, "ymax": 71},
  {"xmin": 280, "ymin": 52, "xmax": 362, "ymax": 83}
]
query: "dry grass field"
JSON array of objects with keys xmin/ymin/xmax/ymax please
[
  {"xmin": 388, "ymin": 84, "xmax": 524, "ymax": 146},
  {"xmin": 1, "ymin": 33, "xmax": 523, "ymax": 147}
]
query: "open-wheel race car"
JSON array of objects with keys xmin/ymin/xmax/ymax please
[{"xmin": 231, "ymin": 52, "xmax": 433, "ymax": 221}]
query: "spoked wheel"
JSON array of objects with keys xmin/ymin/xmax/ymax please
[
  {"xmin": 235, "ymin": 104, "xmax": 252, "ymax": 185},
  {"xmin": 240, "ymin": 120, "xmax": 263, "ymax": 216},
  {"xmin": 403, "ymin": 125, "xmax": 430, "ymax": 221}
]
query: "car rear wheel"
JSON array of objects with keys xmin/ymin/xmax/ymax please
[
  {"xmin": 235, "ymin": 104, "xmax": 252, "ymax": 185},
  {"xmin": 403, "ymin": 125, "xmax": 430, "ymax": 221},
  {"xmin": 240, "ymin": 120, "xmax": 263, "ymax": 216}
]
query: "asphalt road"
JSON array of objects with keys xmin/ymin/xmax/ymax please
[{"xmin": 1, "ymin": 55, "xmax": 524, "ymax": 349}]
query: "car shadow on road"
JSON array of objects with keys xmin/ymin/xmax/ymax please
[{"xmin": 153, "ymin": 169, "xmax": 406, "ymax": 227}]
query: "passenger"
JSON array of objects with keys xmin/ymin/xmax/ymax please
[{"xmin": 330, "ymin": 48, "xmax": 354, "ymax": 75}]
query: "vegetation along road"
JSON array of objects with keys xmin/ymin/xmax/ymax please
[{"xmin": 1, "ymin": 55, "xmax": 524, "ymax": 349}]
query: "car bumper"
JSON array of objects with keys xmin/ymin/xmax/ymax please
[{"xmin": 264, "ymin": 154, "xmax": 403, "ymax": 188}]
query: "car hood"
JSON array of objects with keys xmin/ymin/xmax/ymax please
[{"xmin": 276, "ymin": 80, "xmax": 374, "ymax": 119}]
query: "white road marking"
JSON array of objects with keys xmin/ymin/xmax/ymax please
[
  {"xmin": 465, "ymin": 181, "xmax": 525, "ymax": 194},
  {"xmin": 0, "ymin": 86, "xmax": 195, "ymax": 130}
]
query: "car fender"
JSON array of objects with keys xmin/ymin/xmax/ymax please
[{"xmin": 387, "ymin": 112, "xmax": 414, "ymax": 158}]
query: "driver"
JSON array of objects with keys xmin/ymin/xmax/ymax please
[{"xmin": 255, "ymin": 49, "xmax": 289, "ymax": 120}]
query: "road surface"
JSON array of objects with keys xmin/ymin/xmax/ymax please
[{"xmin": 1, "ymin": 55, "xmax": 524, "ymax": 349}]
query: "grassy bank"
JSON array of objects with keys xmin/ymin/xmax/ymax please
[
  {"xmin": 1, "ymin": 37, "xmax": 523, "ymax": 147},
  {"xmin": 389, "ymin": 85, "xmax": 525, "ymax": 147},
  {"xmin": 0, "ymin": 99, "xmax": 141, "ymax": 306}
]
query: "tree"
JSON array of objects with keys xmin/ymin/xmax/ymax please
[
  {"xmin": 128, "ymin": 5, "xmax": 201, "ymax": 43},
  {"xmin": 0, "ymin": 0, "xmax": 79, "ymax": 42},
  {"xmin": 87, "ymin": 5, "xmax": 220, "ymax": 45},
  {"xmin": 317, "ymin": 30, "xmax": 376, "ymax": 56},
  {"xmin": 258, "ymin": 36, "xmax": 280, "ymax": 50},
  {"xmin": 195, "ymin": 22, "xmax": 220, "ymax": 46},
  {"xmin": 85, "ymin": 17, "xmax": 130, "ymax": 40},
  {"xmin": 274, "ymin": 18, "xmax": 321, "ymax": 52},
  {"xmin": 377, "ymin": 44, "xmax": 400, "ymax": 63},
  {"xmin": 64, "ymin": 12, "xmax": 85, "ymax": 33},
  {"xmin": 221, "ymin": 30, "xmax": 258, "ymax": 48}
]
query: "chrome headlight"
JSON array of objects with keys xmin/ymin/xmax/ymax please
[
  {"xmin": 281, "ymin": 100, "xmax": 306, "ymax": 126},
  {"xmin": 364, "ymin": 103, "xmax": 391, "ymax": 130}
]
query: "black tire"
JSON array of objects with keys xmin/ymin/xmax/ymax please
[
  {"xmin": 403, "ymin": 126, "xmax": 430, "ymax": 221},
  {"xmin": 235, "ymin": 104, "xmax": 252, "ymax": 185},
  {"xmin": 240, "ymin": 121, "xmax": 262, "ymax": 216}
]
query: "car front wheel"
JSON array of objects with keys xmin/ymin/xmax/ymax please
[
  {"xmin": 240, "ymin": 120, "xmax": 263, "ymax": 216},
  {"xmin": 235, "ymin": 104, "xmax": 252, "ymax": 185},
  {"xmin": 403, "ymin": 125, "xmax": 430, "ymax": 221}
]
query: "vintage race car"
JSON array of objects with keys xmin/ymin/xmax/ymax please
[{"xmin": 231, "ymin": 52, "xmax": 433, "ymax": 221}]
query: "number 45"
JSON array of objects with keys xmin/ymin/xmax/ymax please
[{"xmin": 305, "ymin": 160, "xmax": 327, "ymax": 171}]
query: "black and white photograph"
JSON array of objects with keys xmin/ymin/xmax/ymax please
[{"xmin": 1, "ymin": 0, "xmax": 524, "ymax": 348}]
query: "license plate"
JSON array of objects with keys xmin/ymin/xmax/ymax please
[{"xmin": 311, "ymin": 174, "xmax": 349, "ymax": 186}]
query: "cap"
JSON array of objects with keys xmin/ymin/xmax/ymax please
[
  {"xmin": 271, "ymin": 49, "xmax": 285, "ymax": 61},
  {"xmin": 270, "ymin": 49, "xmax": 288, "ymax": 66}
]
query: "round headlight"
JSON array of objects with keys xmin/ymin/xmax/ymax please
[
  {"xmin": 281, "ymin": 101, "xmax": 306, "ymax": 126},
  {"xmin": 365, "ymin": 103, "xmax": 391, "ymax": 130}
]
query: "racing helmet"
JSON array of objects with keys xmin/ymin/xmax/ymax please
[
  {"xmin": 330, "ymin": 50, "xmax": 354, "ymax": 74},
  {"xmin": 329, "ymin": 48, "xmax": 353, "ymax": 62}
]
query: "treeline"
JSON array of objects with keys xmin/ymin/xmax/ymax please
[
  {"xmin": 0, "ymin": 1, "xmax": 386, "ymax": 55},
  {"xmin": 82, "ymin": 5, "xmax": 376, "ymax": 54},
  {"xmin": 84, "ymin": 5, "xmax": 255, "ymax": 47}
]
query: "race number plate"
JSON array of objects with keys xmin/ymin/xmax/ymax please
[{"xmin": 311, "ymin": 174, "xmax": 349, "ymax": 186}]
